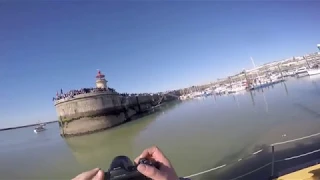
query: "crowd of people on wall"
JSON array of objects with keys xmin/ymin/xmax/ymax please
[
  {"xmin": 118, "ymin": 90, "xmax": 179, "ymax": 97},
  {"xmin": 119, "ymin": 93, "xmax": 161, "ymax": 97},
  {"xmin": 53, "ymin": 88, "xmax": 180, "ymax": 101},
  {"xmin": 53, "ymin": 87, "xmax": 115, "ymax": 101}
]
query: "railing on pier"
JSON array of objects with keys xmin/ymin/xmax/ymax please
[{"xmin": 183, "ymin": 132, "xmax": 320, "ymax": 180}]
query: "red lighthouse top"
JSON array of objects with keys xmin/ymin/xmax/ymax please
[{"xmin": 96, "ymin": 70, "xmax": 105, "ymax": 79}]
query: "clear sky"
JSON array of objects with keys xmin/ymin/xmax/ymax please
[{"xmin": 0, "ymin": 1, "xmax": 319, "ymax": 128}]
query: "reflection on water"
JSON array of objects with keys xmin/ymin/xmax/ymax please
[
  {"xmin": 249, "ymin": 91, "xmax": 255, "ymax": 106},
  {"xmin": 65, "ymin": 103, "xmax": 182, "ymax": 169},
  {"xmin": 283, "ymin": 82, "xmax": 289, "ymax": 96},
  {"xmin": 249, "ymin": 81, "xmax": 290, "ymax": 112},
  {"xmin": 2, "ymin": 77, "xmax": 320, "ymax": 179}
]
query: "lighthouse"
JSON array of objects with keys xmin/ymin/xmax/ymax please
[{"xmin": 96, "ymin": 70, "xmax": 107, "ymax": 89}]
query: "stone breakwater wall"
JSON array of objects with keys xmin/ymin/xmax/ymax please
[{"xmin": 54, "ymin": 92, "xmax": 176, "ymax": 137}]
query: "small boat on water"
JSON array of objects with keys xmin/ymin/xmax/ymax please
[
  {"xmin": 283, "ymin": 70, "xmax": 296, "ymax": 77},
  {"xmin": 34, "ymin": 123, "xmax": 46, "ymax": 133},
  {"xmin": 295, "ymin": 67, "xmax": 308, "ymax": 75},
  {"xmin": 295, "ymin": 67, "xmax": 309, "ymax": 77},
  {"xmin": 249, "ymin": 76, "xmax": 285, "ymax": 90},
  {"xmin": 307, "ymin": 65, "xmax": 320, "ymax": 76},
  {"xmin": 307, "ymin": 68, "xmax": 320, "ymax": 76},
  {"xmin": 214, "ymin": 86, "xmax": 228, "ymax": 94},
  {"xmin": 227, "ymin": 82, "xmax": 247, "ymax": 94},
  {"xmin": 248, "ymin": 57, "xmax": 285, "ymax": 91}
]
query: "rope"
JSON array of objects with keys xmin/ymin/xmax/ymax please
[
  {"xmin": 271, "ymin": 132, "xmax": 320, "ymax": 146},
  {"xmin": 183, "ymin": 149, "xmax": 263, "ymax": 178},
  {"xmin": 252, "ymin": 149, "xmax": 263, "ymax": 155},
  {"xmin": 184, "ymin": 164, "xmax": 227, "ymax": 178},
  {"xmin": 229, "ymin": 162, "xmax": 271, "ymax": 180},
  {"xmin": 283, "ymin": 148, "xmax": 320, "ymax": 161}
]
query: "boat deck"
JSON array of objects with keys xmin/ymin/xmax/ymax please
[{"xmin": 277, "ymin": 164, "xmax": 320, "ymax": 180}]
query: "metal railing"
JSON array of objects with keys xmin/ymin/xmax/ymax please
[{"xmin": 183, "ymin": 132, "xmax": 320, "ymax": 180}]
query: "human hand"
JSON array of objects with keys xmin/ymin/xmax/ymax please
[
  {"xmin": 72, "ymin": 168, "xmax": 104, "ymax": 180},
  {"xmin": 135, "ymin": 146, "xmax": 179, "ymax": 180}
]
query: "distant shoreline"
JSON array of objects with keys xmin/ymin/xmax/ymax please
[{"xmin": 0, "ymin": 121, "xmax": 58, "ymax": 131}]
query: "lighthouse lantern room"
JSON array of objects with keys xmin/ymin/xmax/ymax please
[{"xmin": 96, "ymin": 70, "xmax": 107, "ymax": 89}]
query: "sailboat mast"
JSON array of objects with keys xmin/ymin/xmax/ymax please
[
  {"xmin": 250, "ymin": 56, "xmax": 257, "ymax": 68},
  {"xmin": 250, "ymin": 57, "xmax": 261, "ymax": 79}
]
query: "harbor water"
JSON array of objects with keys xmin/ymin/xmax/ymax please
[{"xmin": 2, "ymin": 76, "xmax": 320, "ymax": 179}]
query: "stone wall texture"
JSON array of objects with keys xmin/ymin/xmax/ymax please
[{"xmin": 54, "ymin": 92, "xmax": 174, "ymax": 137}]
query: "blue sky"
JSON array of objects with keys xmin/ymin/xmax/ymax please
[{"xmin": 0, "ymin": 1, "xmax": 319, "ymax": 128}]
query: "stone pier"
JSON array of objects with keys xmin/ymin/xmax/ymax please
[
  {"xmin": 53, "ymin": 70, "xmax": 178, "ymax": 137},
  {"xmin": 54, "ymin": 91, "xmax": 176, "ymax": 137}
]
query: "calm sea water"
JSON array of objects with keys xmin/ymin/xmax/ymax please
[{"xmin": 2, "ymin": 76, "xmax": 320, "ymax": 180}]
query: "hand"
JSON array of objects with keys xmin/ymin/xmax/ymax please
[
  {"xmin": 135, "ymin": 146, "xmax": 179, "ymax": 180},
  {"xmin": 72, "ymin": 168, "xmax": 105, "ymax": 180}
]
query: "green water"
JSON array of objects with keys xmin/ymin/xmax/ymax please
[{"xmin": 2, "ymin": 76, "xmax": 320, "ymax": 179}]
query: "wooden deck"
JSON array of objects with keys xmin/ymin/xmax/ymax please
[{"xmin": 277, "ymin": 164, "xmax": 320, "ymax": 180}]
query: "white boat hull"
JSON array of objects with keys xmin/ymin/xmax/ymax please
[
  {"xmin": 295, "ymin": 67, "xmax": 308, "ymax": 75},
  {"xmin": 228, "ymin": 86, "xmax": 246, "ymax": 94},
  {"xmin": 34, "ymin": 129, "xmax": 46, "ymax": 133},
  {"xmin": 34, "ymin": 126, "xmax": 46, "ymax": 133},
  {"xmin": 307, "ymin": 69, "xmax": 320, "ymax": 76}
]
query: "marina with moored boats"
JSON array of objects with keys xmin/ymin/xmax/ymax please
[{"xmin": 179, "ymin": 50, "xmax": 320, "ymax": 100}]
